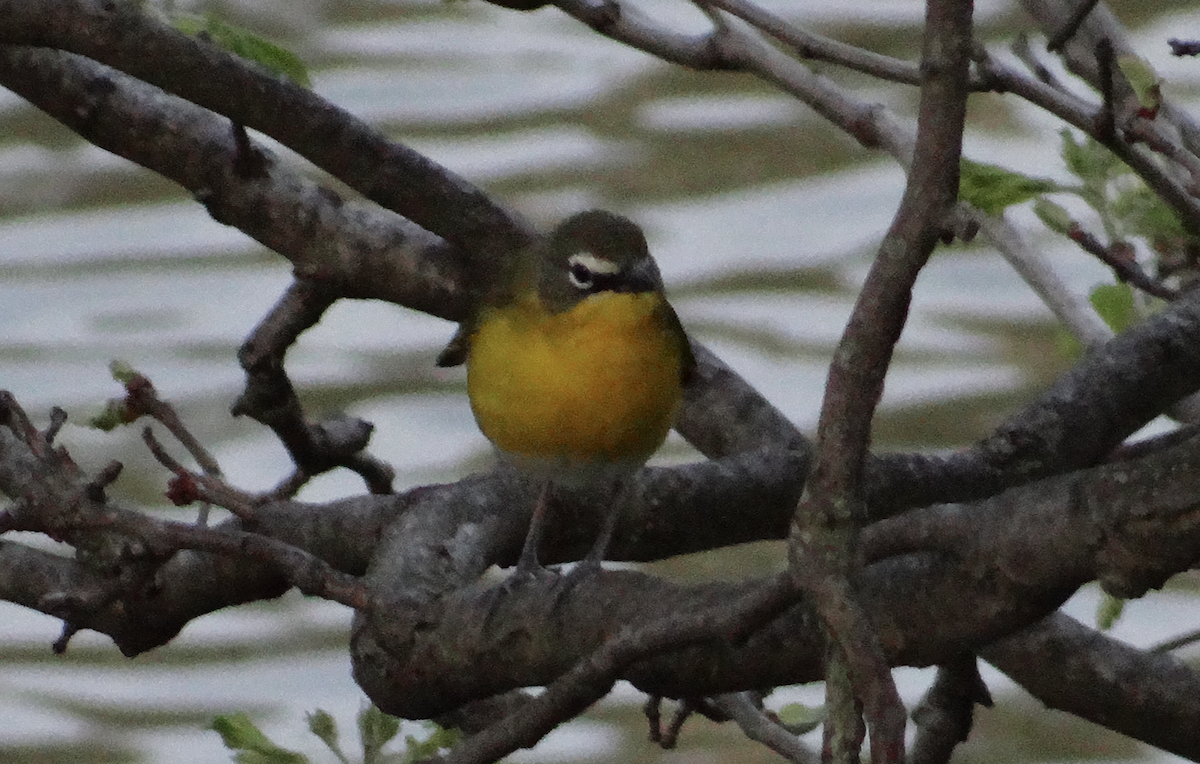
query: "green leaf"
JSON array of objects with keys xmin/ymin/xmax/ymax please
[
  {"xmin": 1097, "ymin": 592, "xmax": 1126, "ymax": 630},
  {"xmin": 1060, "ymin": 130, "xmax": 1121, "ymax": 185},
  {"xmin": 306, "ymin": 710, "xmax": 349, "ymax": 764},
  {"xmin": 959, "ymin": 158, "xmax": 1056, "ymax": 215},
  {"xmin": 1033, "ymin": 198, "xmax": 1074, "ymax": 236},
  {"xmin": 775, "ymin": 702, "xmax": 826, "ymax": 734},
  {"xmin": 306, "ymin": 710, "xmax": 337, "ymax": 746},
  {"xmin": 359, "ymin": 705, "xmax": 401, "ymax": 763},
  {"xmin": 88, "ymin": 399, "xmax": 131, "ymax": 431},
  {"xmin": 1089, "ymin": 282, "xmax": 1137, "ymax": 332},
  {"xmin": 1112, "ymin": 184, "xmax": 1188, "ymax": 240},
  {"xmin": 1118, "ymin": 55, "xmax": 1163, "ymax": 112},
  {"xmin": 171, "ymin": 12, "xmax": 311, "ymax": 87},
  {"xmin": 109, "ymin": 359, "xmax": 139, "ymax": 384},
  {"xmin": 211, "ymin": 713, "xmax": 308, "ymax": 763}
]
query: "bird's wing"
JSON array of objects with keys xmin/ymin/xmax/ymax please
[{"xmin": 435, "ymin": 320, "xmax": 473, "ymax": 368}]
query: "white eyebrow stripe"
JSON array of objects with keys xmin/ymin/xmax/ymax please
[{"xmin": 569, "ymin": 252, "xmax": 621, "ymax": 275}]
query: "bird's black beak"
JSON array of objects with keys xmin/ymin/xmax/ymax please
[{"xmin": 616, "ymin": 257, "xmax": 662, "ymax": 293}]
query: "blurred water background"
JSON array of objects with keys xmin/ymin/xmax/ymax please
[{"xmin": 3, "ymin": 0, "xmax": 1200, "ymax": 761}]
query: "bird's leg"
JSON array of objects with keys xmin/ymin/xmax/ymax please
[
  {"xmin": 549, "ymin": 478, "xmax": 630, "ymax": 609},
  {"xmin": 514, "ymin": 479, "xmax": 552, "ymax": 576},
  {"xmin": 576, "ymin": 477, "xmax": 630, "ymax": 573},
  {"xmin": 478, "ymin": 480, "xmax": 553, "ymax": 624}
]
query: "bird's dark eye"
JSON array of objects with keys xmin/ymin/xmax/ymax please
[
  {"xmin": 568, "ymin": 261, "xmax": 595, "ymax": 290},
  {"xmin": 566, "ymin": 253, "xmax": 620, "ymax": 293}
]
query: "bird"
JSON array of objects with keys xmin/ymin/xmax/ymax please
[{"xmin": 437, "ymin": 209, "xmax": 695, "ymax": 575}]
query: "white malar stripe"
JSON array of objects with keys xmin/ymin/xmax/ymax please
[{"xmin": 569, "ymin": 252, "xmax": 621, "ymax": 274}]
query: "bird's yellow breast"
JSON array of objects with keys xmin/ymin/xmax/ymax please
[{"xmin": 467, "ymin": 291, "xmax": 684, "ymax": 468}]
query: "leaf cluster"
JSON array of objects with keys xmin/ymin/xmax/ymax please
[
  {"xmin": 961, "ymin": 130, "xmax": 1198, "ymax": 335},
  {"xmin": 212, "ymin": 707, "xmax": 460, "ymax": 764}
]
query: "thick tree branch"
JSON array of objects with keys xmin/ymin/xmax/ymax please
[
  {"xmin": 0, "ymin": 0, "xmax": 537, "ymax": 274},
  {"xmin": 430, "ymin": 576, "xmax": 795, "ymax": 764},
  {"xmin": 5, "ymin": 265, "xmax": 1198, "ymax": 649},
  {"xmin": 909, "ymin": 656, "xmax": 992, "ymax": 764},
  {"xmin": 5, "ymin": 2, "xmax": 1200, "ymax": 760},
  {"xmin": 4, "ymin": 270, "xmax": 1198, "ymax": 653},
  {"xmin": 0, "ymin": 28, "xmax": 797, "ymax": 468},
  {"xmin": 0, "ymin": 44, "xmax": 465, "ymax": 317},
  {"xmin": 347, "ymin": 426, "xmax": 1200, "ymax": 753},
  {"xmin": 789, "ymin": 1, "xmax": 972, "ymax": 758},
  {"xmin": 982, "ymin": 612, "xmax": 1200, "ymax": 761}
]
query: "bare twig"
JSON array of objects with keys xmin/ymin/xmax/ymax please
[
  {"xmin": 1094, "ymin": 37, "xmax": 1116, "ymax": 142},
  {"xmin": 976, "ymin": 49, "xmax": 1200, "ymax": 233},
  {"xmin": 700, "ymin": 0, "xmax": 922, "ymax": 85},
  {"xmin": 43, "ymin": 407, "xmax": 67, "ymax": 445},
  {"xmin": 116, "ymin": 371, "xmax": 222, "ymax": 524},
  {"xmin": 1124, "ymin": 117, "xmax": 1200, "ymax": 195},
  {"xmin": 140, "ymin": 428, "xmax": 263, "ymax": 517},
  {"xmin": 1151, "ymin": 628, "xmax": 1200, "ymax": 654},
  {"xmin": 973, "ymin": 215, "xmax": 1113, "ymax": 349},
  {"xmin": 1065, "ymin": 226, "xmax": 1178, "ymax": 300},
  {"xmin": 710, "ymin": 692, "xmax": 820, "ymax": 764},
  {"xmin": 788, "ymin": 0, "xmax": 973, "ymax": 759},
  {"xmin": 233, "ymin": 280, "xmax": 396, "ymax": 494},
  {"xmin": 122, "ymin": 374, "xmax": 222, "ymax": 478},
  {"xmin": 551, "ymin": 0, "xmax": 729, "ymax": 69},
  {"xmin": 1169, "ymin": 39, "xmax": 1200, "ymax": 57},
  {"xmin": 1046, "ymin": 0, "xmax": 1103, "ymax": 53},
  {"xmin": 0, "ymin": 392, "xmax": 371, "ymax": 638},
  {"xmin": 1021, "ymin": 0, "xmax": 1200, "ymax": 175},
  {"xmin": 134, "ymin": 426, "xmax": 371, "ymax": 610}
]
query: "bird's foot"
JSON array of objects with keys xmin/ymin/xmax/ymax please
[
  {"xmin": 547, "ymin": 556, "xmax": 605, "ymax": 611},
  {"xmin": 479, "ymin": 562, "xmax": 560, "ymax": 627}
]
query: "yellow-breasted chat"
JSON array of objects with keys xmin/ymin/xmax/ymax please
[{"xmin": 438, "ymin": 209, "xmax": 695, "ymax": 573}]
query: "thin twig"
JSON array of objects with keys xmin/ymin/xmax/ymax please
[
  {"xmin": 1046, "ymin": 0, "xmax": 1102, "ymax": 53},
  {"xmin": 140, "ymin": 427, "xmax": 269, "ymax": 519},
  {"xmin": 976, "ymin": 50, "xmax": 1200, "ymax": 233},
  {"xmin": 124, "ymin": 375, "xmax": 222, "ymax": 478},
  {"xmin": 1151, "ymin": 628, "xmax": 1200, "ymax": 654},
  {"xmin": 700, "ymin": 0, "xmax": 922, "ymax": 85},
  {"xmin": 1094, "ymin": 38, "xmax": 1116, "ymax": 142},
  {"xmin": 1067, "ymin": 225, "xmax": 1178, "ymax": 300},
  {"xmin": 1012, "ymin": 33, "xmax": 1063, "ymax": 88},
  {"xmin": 974, "ymin": 215, "xmax": 1113, "ymax": 349},
  {"xmin": 1124, "ymin": 117, "xmax": 1200, "ymax": 196},
  {"xmin": 122, "ymin": 372, "xmax": 223, "ymax": 524},
  {"xmin": 1168, "ymin": 39, "xmax": 1200, "ymax": 57},
  {"xmin": 234, "ymin": 279, "xmax": 395, "ymax": 494},
  {"xmin": 710, "ymin": 692, "xmax": 820, "ymax": 764}
]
